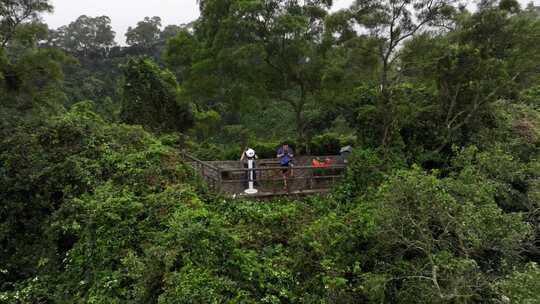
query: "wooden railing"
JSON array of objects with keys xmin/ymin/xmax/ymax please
[
  {"xmin": 181, "ymin": 151, "xmax": 223, "ymax": 192},
  {"xmin": 182, "ymin": 151, "xmax": 347, "ymax": 197}
]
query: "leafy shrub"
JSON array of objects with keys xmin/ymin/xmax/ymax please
[
  {"xmin": 366, "ymin": 167, "xmax": 531, "ymax": 302},
  {"xmin": 496, "ymin": 263, "xmax": 540, "ymax": 303},
  {"xmin": 0, "ymin": 103, "xmax": 194, "ymax": 296},
  {"xmin": 308, "ymin": 132, "xmax": 357, "ymax": 156},
  {"xmin": 120, "ymin": 57, "xmax": 194, "ymax": 133},
  {"xmin": 335, "ymin": 148, "xmax": 387, "ymax": 201},
  {"xmin": 251, "ymin": 142, "xmax": 280, "ymax": 159}
]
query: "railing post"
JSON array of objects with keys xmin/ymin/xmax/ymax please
[
  {"xmin": 217, "ymin": 168, "xmax": 223, "ymax": 194},
  {"xmin": 309, "ymin": 168, "xmax": 314, "ymax": 190}
]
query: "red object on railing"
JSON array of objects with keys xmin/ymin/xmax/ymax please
[{"xmin": 312, "ymin": 158, "xmax": 334, "ymax": 168}]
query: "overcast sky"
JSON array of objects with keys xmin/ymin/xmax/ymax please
[{"xmin": 44, "ymin": 0, "xmax": 539, "ymax": 44}]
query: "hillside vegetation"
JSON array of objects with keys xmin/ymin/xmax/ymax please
[{"xmin": 2, "ymin": 0, "xmax": 540, "ymax": 303}]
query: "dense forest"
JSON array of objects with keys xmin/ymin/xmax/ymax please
[{"xmin": 2, "ymin": 0, "xmax": 540, "ymax": 302}]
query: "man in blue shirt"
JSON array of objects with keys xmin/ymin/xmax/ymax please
[{"xmin": 277, "ymin": 143, "xmax": 294, "ymax": 191}]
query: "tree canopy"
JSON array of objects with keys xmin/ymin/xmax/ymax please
[
  {"xmin": 48, "ymin": 15, "xmax": 116, "ymax": 57},
  {"xmin": 2, "ymin": 0, "xmax": 540, "ymax": 302}
]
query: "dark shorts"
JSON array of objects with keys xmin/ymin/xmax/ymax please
[{"xmin": 281, "ymin": 163, "xmax": 291, "ymax": 173}]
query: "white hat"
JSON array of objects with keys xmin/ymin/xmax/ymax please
[{"xmin": 245, "ymin": 148, "xmax": 256, "ymax": 158}]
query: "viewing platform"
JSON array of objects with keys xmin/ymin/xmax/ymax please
[{"xmin": 182, "ymin": 152, "xmax": 348, "ymax": 199}]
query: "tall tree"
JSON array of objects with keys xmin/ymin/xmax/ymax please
[
  {"xmin": 171, "ymin": 0, "xmax": 333, "ymax": 147},
  {"xmin": 125, "ymin": 16, "xmax": 162, "ymax": 49},
  {"xmin": 258, "ymin": 0, "xmax": 333, "ymax": 149},
  {"xmin": 399, "ymin": 5, "xmax": 540, "ymax": 152},
  {"xmin": 348, "ymin": 0, "xmax": 457, "ymax": 145},
  {"xmin": 164, "ymin": 29, "xmax": 198, "ymax": 83},
  {"xmin": 0, "ymin": 0, "xmax": 52, "ymax": 47},
  {"xmin": 160, "ymin": 24, "xmax": 183, "ymax": 41},
  {"xmin": 0, "ymin": 0, "xmax": 68, "ymax": 123},
  {"xmin": 50, "ymin": 15, "xmax": 116, "ymax": 57},
  {"xmin": 120, "ymin": 57, "xmax": 194, "ymax": 133}
]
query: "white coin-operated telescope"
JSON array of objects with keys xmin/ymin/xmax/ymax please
[{"xmin": 244, "ymin": 148, "xmax": 258, "ymax": 194}]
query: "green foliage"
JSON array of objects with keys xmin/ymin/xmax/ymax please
[
  {"xmin": 163, "ymin": 30, "xmax": 197, "ymax": 83},
  {"xmin": 0, "ymin": 0, "xmax": 53, "ymax": 46},
  {"xmin": 125, "ymin": 16, "xmax": 162, "ymax": 49},
  {"xmin": 250, "ymin": 142, "xmax": 281, "ymax": 159},
  {"xmin": 190, "ymin": 109, "xmax": 222, "ymax": 140},
  {"xmin": 0, "ymin": 101, "xmax": 194, "ymax": 293},
  {"xmin": 496, "ymin": 263, "xmax": 540, "ymax": 303},
  {"xmin": 49, "ymin": 15, "xmax": 116, "ymax": 57},
  {"xmin": 451, "ymin": 145, "xmax": 528, "ymax": 211},
  {"xmin": 159, "ymin": 25, "xmax": 184, "ymax": 42},
  {"xmin": 0, "ymin": 46, "xmax": 70, "ymax": 122},
  {"xmin": 3, "ymin": 1, "xmax": 540, "ymax": 304},
  {"xmin": 308, "ymin": 132, "xmax": 356, "ymax": 156},
  {"xmin": 335, "ymin": 148, "xmax": 388, "ymax": 201},
  {"xmin": 49, "ymin": 184, "xmax": 243, "ymax": 303},
  {"xmin": 120, "ymin": 57, "xmax": 194, "ymax": 133},
  {"xmin": 289, "ymin": 207, "xmax": 376, "ymax": 302},
  {"xmin": 365, "ymin": 167, "xmax": 531, "ymax": 302}
]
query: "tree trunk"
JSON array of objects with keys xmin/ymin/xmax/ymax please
[{"xmin": 379, "ymin": 53, "xmax": 393, "ymax": 147}]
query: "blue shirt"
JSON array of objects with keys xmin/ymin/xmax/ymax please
[{"xmin": 277, "ymin": 147, "xmax": 294, "ymax": 165}]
